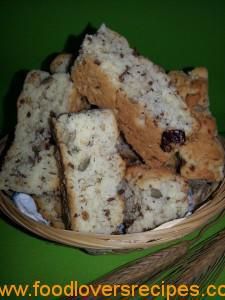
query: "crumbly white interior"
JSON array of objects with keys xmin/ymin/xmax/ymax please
[
  {"xmin": 0, "ymin": 70, "xmax": 75, "ymax": 194},
  {"xmin": 124, "ymin": 174, "xmax": 188, "ymax": 233},
  {"xmin": 56, "ymin": 109, "xmax": 125, "ymax": 234},
  {"xmin": 77, "ymin": 24, "xmax": 195, "ymax": 134}
]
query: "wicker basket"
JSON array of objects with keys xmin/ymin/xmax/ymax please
[{"xmin": 0, "ymin": 136, "xmax": 225, "ymax": 253}]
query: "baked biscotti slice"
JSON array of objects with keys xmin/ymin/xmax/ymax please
[
  {"xmin": 122, "ymin": 166, "xmax": 189, "ymax": 233},
  {"xmin": 33, "ymin": 193, "xmax": 65, "ymax": 229},
  {"xmin": 0, "ymin": 70, "xmax": 88, "ymax": 195},
  {"xmin": 169, "ymin": 68, "xmax": 224, "ymax": 181},
  {"xmin": 52, "ymin": 109, "xmax": 126, "ymax": 234},
  {"xmin": 72, "ymin": 24, "xmax": 198, "ymax": 168}
]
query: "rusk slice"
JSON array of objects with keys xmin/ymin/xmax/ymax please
[
  {"xmin": 0, "ymin": 70, "xmax": 86, "ymax": 194},
  {"xmin": 123, "ymin": 166, "xmax": 189, "ymax": 233},
  {"xmin": 72, "ymin": 24, "xmax": 198, "ymax": 168},
  {"xmin": 169, "ymin": 68, "xmax": 224, "ymax": 181},
  {"xmin": 52, "ymin": 109, "xmax": 125, "ymax": 234}
]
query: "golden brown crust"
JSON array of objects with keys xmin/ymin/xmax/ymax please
[
  {"xmin": 72, "ymin": 57, "xmax": 171, "ymax": 168},
  {"xmin": 194, "ymin": 112, "xmax": 217, "ymax": 137},
  {"xmin": 179, "ymin": 136, "xmax": 224, "ymax": 181},
  {"xmin": 169, "ymin": 68, "xmax": 224, "ymax": 181},
  {"xmin": 73, "ymin": 57, "xmax": 224, "ymax": 181},
  {"xmin": 168, "ymin": 68, "xmax": 215, "ymax": 137},
  {"xmin": 116, "ymin": 90, "xmax": 171, "ymax": 167},
  {"xmin": 169, "ymin": 67, "xmax": 208, "ymax": 109}
]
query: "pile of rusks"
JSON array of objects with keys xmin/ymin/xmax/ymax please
[{"xmin": 0, "ymin": 25, "xmax": 224, "ymax": 234}]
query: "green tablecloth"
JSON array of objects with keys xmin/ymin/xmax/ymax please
[{"xmin": 0, "ymin": 1, "xmax": 224, "ymax": 299}]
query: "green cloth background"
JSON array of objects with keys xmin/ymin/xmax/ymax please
[{"xmin": 0, "ymin": 0, "xmax": 224, "ymax": 299}]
